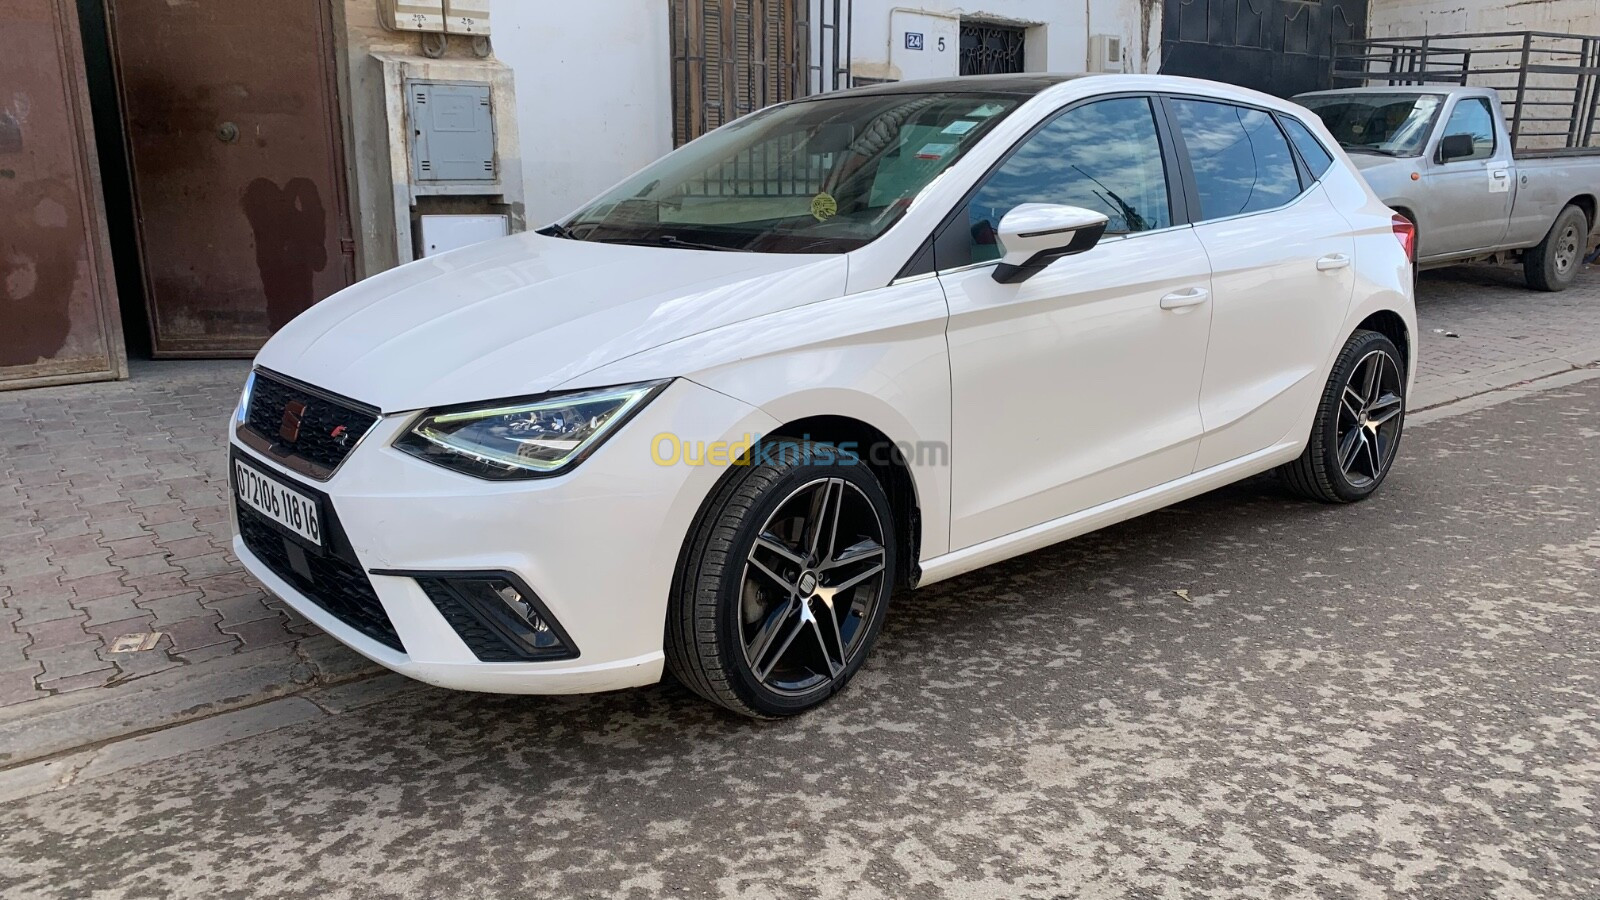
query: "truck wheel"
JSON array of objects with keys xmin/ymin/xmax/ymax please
[{"xmin": 1525, "ymin": 205, "xmax": 1587, "ymax": 292}]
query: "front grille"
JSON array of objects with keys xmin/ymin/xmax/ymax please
[
  {"xmin": 242, "ymin": 371, "xmax": 378, "ymax": 480},
  {"xmin": 236, "ymin": 502, "xmax": 403, "ymax": 653}
]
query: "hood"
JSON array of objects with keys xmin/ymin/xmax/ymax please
[
  {"xmin": 1345, "ymin": 153, "xmax": 1419, "ymax": 190},
  {"xmin": 255, "ymin": 233, "xmax": 848, "ymax": 412}
]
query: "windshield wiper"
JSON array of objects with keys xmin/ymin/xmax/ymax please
[
  {"xmin": 598, "ymin": 234, "xmax": 753, "ymax": 253},
  {"xmin": 538, "ymin": 222, "xmax": 583, "ymax": 240},
  {"xmin": 1344, "ymin": 146, "xmax": 1403, "ymax": 157}
]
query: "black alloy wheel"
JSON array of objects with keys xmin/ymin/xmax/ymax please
[
  {"xmin": 667, "ymin": 441, "xmax": 897, "ymax": 717},
  {"xmin": 1280, "ymin": 329, "xmax": 1407, "ymax": 503}
]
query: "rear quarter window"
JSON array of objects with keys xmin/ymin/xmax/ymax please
[
  {"xmin": 1171, "ymin": 98, "xmax": 1303, "ymax": 221},
  {"xmin": 1281, "ymin": 116, "xmax": 1335, "ymax": 177}
]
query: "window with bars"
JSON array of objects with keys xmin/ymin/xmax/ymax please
[
  {"xmin": 670, "ymin": 0, "xmax": 806, "ymax": 147},
  {"xmin": 960, "ymin": 22, "xmax": 1027, "ymax": 76}
]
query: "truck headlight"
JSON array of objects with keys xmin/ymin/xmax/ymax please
[{"xmin": 395, "ymin": 380, "xmax": 669, "ymax": 479}]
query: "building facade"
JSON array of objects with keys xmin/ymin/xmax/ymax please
[
  {"xmin": 8, "ymin": 0, "xmax": 1432, "ymax": 389},
  {"xmin": 1368, "ymin": 0, "xmax": 1600, "ymax": 38}
]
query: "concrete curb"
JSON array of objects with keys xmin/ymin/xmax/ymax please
[
  {"xmin": 0, "ymin": 634, "xmax": 381, "ymax": 769},
  {"xmin": 0, "ymin": 674, "xmax": 432, "ymax": 804},
  {"xmin": 1411, "ymin": 346, "xmax": 1600, "ymax": 411}
]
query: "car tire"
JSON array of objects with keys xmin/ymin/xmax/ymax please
[
  {"xmin": 665, "ymin": 440, "xmax": 897, "ymax": 718},
  {"xmin": 1524, "ymin": 204, "xmax": 1587, "ymax": 292},
  {"xmin": 1279, "ymin": 330, "xmax": 1407, "ymax": 504}
]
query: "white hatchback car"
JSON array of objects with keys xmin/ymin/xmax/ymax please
[{"xmin": 230, "ymin": 74, "xmax": 1415, "ymax": 717}]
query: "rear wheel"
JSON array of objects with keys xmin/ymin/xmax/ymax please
[
  {"xmin": 1524, "ymin": 204, "xmax": 1587, "ymax": 292},
  {"xmin": 1279, "ymin": 330, "xmax": 1406, "ymax": 503},
  {"xmin": 666, "ymin": 441, "xmax": 896, "ymax": 718}
]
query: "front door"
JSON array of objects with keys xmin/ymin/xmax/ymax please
[
  {"xmin": 106, "ymin": 0, "xmax": 353, "ymax": 356},
  {"xmin": 1420, "ymin": 94, "xmax": 1512, "ymax": 259},
  {"xmin": 941, "ymin": 95, "xmax": 1213, "ymax": 550}
]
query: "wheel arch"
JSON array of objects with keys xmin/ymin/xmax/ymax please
[
  {"xmin": 1354, "ymin": 309, "xmax": 1412, "ymax": 378},
  {"xmin": 669, "ymin": 409, "xmax": 928, "ymax": 596},
  {"xmin": 1563, "ymin": 194, "xmax": 1597, "ymax": 232},
  {"xmin": 761, "ymin": 415, "xmax": 924, "ymax": 589}
]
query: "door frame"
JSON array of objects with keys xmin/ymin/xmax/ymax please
[
  {"xmin": 99, "ymin": 0, "xmax": 356, "ymax": 359},
  {"xmin": 0, "ymin": 0, "xmax": 126, "ymax": 390}
]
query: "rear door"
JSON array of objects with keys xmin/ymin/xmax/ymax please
[
  {"xmin": 1419, "ymin": 94, "xmax": 1512, "ymax": 258},
  {"xmin": 940, "ymin": 94, "xmax": 1214, "ymax": 550},
  {"xmin": 1165, "ymin": 97, "xmax": 1358, "ymax": 471}
]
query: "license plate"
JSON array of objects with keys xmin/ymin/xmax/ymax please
[{"xmin": 234, "ymin": 460, "xmax": 323, "ymax": 547}]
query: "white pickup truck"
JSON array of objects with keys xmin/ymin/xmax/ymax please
[{"xmin": 1295, "ymin": 85, "xmax": 1600, "ymax": 291}]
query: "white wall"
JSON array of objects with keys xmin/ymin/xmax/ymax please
[
  {"xmin": 493, "ymin": 1, "xmax": 674, "ymax": 225},
  {"xmin": 850, "ymin": 0, "xmax": 1162, "ymax": 83},
  {"xmin": 1368, "ymin": 0, "xmax": 1600, "ymax": 37},
  {"xmin": 492, "ymin": 0, "xmax": 1161, "ymax": 225}
]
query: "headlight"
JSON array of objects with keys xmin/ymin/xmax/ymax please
[
  {"xmin": 234, "ymin": 371, "xmax": 257, "ymax": 430},
  {"xmin": 394, "ymin": 380, "xmax": 669, "ymax": 479}
]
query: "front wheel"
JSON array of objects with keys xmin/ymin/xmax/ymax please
[
  {"xmin": 666, "ymin": 441, "xmax": 897, "ymax": 718},
  {"xmin": 1279, "ymin": 330, "xmax": 1406, "ymax": 503},
  {"xmin": 1524, "ymin": 204, "xmax": 1587, "ymax": 292}
]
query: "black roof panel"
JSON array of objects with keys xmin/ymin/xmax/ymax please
[{"xmin": 797, "ymin": 73, "xmax": 1095, "ymax": 101}]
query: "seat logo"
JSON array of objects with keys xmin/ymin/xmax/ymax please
[{"xmin": 280, "ymin": 401, "xmax": 307, "ymax": 443}]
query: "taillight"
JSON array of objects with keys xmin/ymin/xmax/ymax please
[{"xmin": 1391, "ymin": 214, "xmax": 1417, "ymax": 263}]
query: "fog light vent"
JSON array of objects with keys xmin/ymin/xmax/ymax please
[{"xmin": 411, "ymin": 573, "xmax": 578, "ymax": 662}]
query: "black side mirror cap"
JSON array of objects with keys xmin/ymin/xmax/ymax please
[
  {"xmin": 1438, "ymin": 133, "xmax": 1476, "ymax": 162},
  {"xmin": 993, "ymin": 221, "xmax": 1109, "ymax": 284}
]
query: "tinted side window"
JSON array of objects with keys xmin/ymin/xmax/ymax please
[
  {"xmin": 1281, "ymin": 116, "xmax": 1334, "ymax": 177},
  {"xmin": 1172, "ymin": 99, "xmax": 1302, "ymax": 220},
  {"xmin": 1441, "ymin": 97, "xmax": 1495, "ymax": 161},
  {"xmin": 966, "ymin": 96, "xmax": 1173, "ymax": 263}
]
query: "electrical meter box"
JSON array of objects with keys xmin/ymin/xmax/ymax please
[
  {"xmin": 445, "ymin": 0, "xmax": 491, "ymax": 35},
  {"xmin": 382, "ymin": 0, "xmax": 445, "ymax": 33},
  {"xmin": 1089, "ymin": 34, "xmax": 1125, "ymax": 73},
  {"xmin": 408, "ymin": 80, "xmax": 496, "ymax": 182}
]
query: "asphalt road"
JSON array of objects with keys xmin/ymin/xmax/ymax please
[{"xmin": 2, "ymin": 377, "xmax": 1598, "ymax": 900}]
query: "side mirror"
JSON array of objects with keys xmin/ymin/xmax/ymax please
[
  {"xmin": 1437, "ymin": 133, "xmax": 1475, "ymax": 162},
  {"xmin": 992, "ymin": 204, "xmax": 1111, "ymax": 284}
]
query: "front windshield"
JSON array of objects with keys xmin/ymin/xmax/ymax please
[
  {"xmin": 557, "ymin": 92, "xmax": 1022, "ymax": 253},
  {"xmin": 1296, "ymin": 93, "xmax": 1442, "ymax": 157}
]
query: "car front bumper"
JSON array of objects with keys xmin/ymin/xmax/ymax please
[{"xmin": 229, "ymin": 378, "xmax": 779, "ymax": 695}]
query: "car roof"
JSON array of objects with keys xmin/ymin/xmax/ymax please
[
  {"xmin": 796, "ymin": 73, "xmax": 1095, "ymax": 101},
  {"xmin": 1295, "ymin": 85, "xmax": 1498, "ymax": 99},
  {"xmin": 796, "ymin": 73, "xmax": 1319, "ymax": 121}
]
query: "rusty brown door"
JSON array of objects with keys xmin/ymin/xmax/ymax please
[
  {"xmin": 106, "ymin": 0, "xmax": 353, "ymax": 357},
  {"xmin": 0, "ymin": 0, "xmax": 126, "ymax": 389}
]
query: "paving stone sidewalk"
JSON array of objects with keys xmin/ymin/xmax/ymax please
[{"xmin": 1, "ymin": 265, "xmax": 1597, "ymax": 762}]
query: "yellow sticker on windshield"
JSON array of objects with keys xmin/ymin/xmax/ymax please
[{"xmin": 811, "ymin": 192, "xmax": 838, "ymax": 222}]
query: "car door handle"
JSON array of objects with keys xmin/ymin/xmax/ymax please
[
  {"xmin": 1159, "ymin": 287, "xmax": 1210, "ymax": 310},
  {"xmin": 1316, "ymin": 253, "xmax": 1352, "ymax": 271}
]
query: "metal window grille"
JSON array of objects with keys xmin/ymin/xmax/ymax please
[{"xmin": 960, "ymin": 22, "xmax": 1026, "ymax": 76}]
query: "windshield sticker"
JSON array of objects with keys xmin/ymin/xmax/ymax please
[
  {"xmin": 811, "ymin": 191, "xmax": 838, "ymax": 221},
  {"xmin": 967, "ymin": 103, "xmax": 1006, "ymax": 118},
  {"xmin": 942, "ymin": 120, "xmax": 979, "ymax": 136},
  {"xmin": 916, "ymin": 143, "xmax": 956, "ymax": 160}
]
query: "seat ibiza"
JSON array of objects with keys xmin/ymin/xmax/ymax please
[{"xmin": 230, "ymin": 74, "xmax": 1415, "ymax": 717}]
